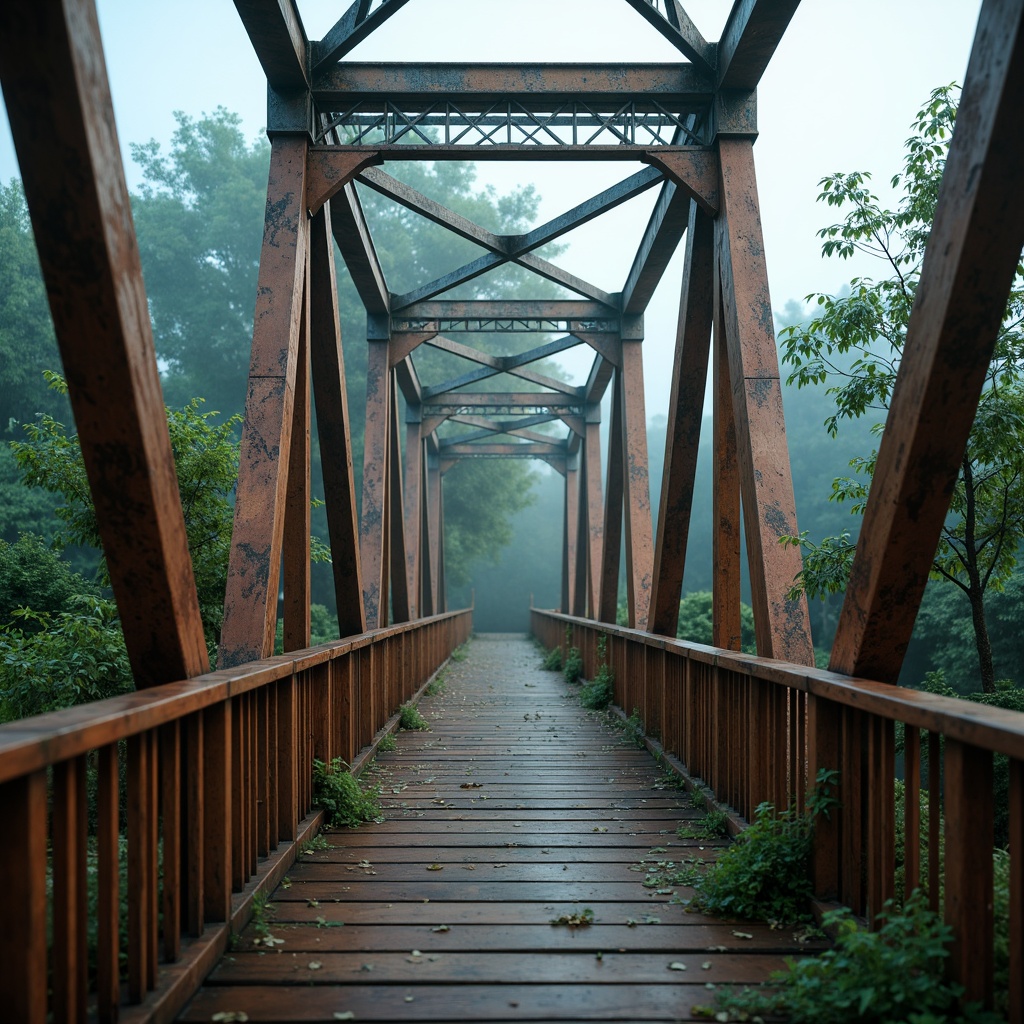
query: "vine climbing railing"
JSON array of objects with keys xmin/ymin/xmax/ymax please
[
  {"xmin": 532, "ymin": 608, "xmax": 1023, "ymax": 1017},
  {"xmin": 0, "ymin": 608, "xmax": 472, "ymax": 1024}
]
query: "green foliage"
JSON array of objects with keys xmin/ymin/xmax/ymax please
[
  {"xmin": 398, "ymin": 702, "xmax": 429, "ymax": 731},
  {"xmin": 703, "ymin": 894, "xmax": 1002, "ymax": 1023},
  {"xmin": 449, "ymin": 641, "xmax": 469, "ymax": 662},
  {"xmin": 563, "ymin": 627, "xmax": 584, "ymax": 685},
  {"xmin": 0, "ymin": 533, "xmax": 94, "ymax": 625},
  {"xmin": 541, "ymin": 645, "xmax": 563, "ymax": 671},
  {"xmin": 623, "ymin": 707, "xmax": 645, "ymax": 748},
  {"xmin": 377, "ymin": 733, "xmax": 397, "ymax": 753},
  {"xmin": 675, "ymin": 591, "xmax": 756, "ymax": 654},
  {"xmin": 549, "ymin": 907, "xmax": 594, "ymax": 928},
  {"xmin": 687, "ymin": 800, "xmax": 815, "ymax": 924},
  {"xmin": 0, "ymin": 596, "xmax": 133, "ymax": 721},
  {"xmin": 677, "ymin": 810, "xmax": 729, "ymax": 841},
  {"xmin": 779, "ymin": 84, "xmax": 1024, "ymax": 692},
  {"xmin": 10, "ymin": 375, "xmax": 240, "ymax": 646},
  {"xmin": 579, "ymin": 635, "xmax": 614, "ymax": 709},
  {"xmin": 311, "ymin": 759, "xmax": 382, "ymax": 828},
  {"xmin": 424, "ymin": 674, "xmax": 446, "ymax": 697}
]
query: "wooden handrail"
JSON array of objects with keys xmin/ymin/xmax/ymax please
[
  {"xmin": 531, "ymin": 608, "xmax": 1023, "ymax": 1017},
  {"xmin": 0, "ymin": 608, "xmax": 472, "ymax": 1024}
]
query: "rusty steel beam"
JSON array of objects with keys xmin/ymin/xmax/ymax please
[
  {"xmin": 314, "ymin": 62, "xmax": 713, "ymax": 103},
  {"xmin": 309, "ymin": 204, "xmax": 365, "ymax": 637},
  {"xmin": 621, "ymin": 182, "xmax": 691, "ymax": 315},
  {"xmin": 420, "ymin": 443, "xmax": 436, "ymax": 616},
  {"xmin": 388, "ymin": 374, "xmax": 410, "ymax": 624},
  {"xmin": 331, "ymin": 182, "xmax": 389, "ymax": 315},
  {"xmin": 422, "ymin": 392, "xmax": 583, "ymax": 411},
  {"xmin": 584, "ymin": 412, "xmax": 605, "ymax": 618},
  {"xmin": 650, "ymin": 202, "xmax": 714, "ymax": 637},
  {"xmin": 717, "ymin": 0, "xmax": 801, "ymax": 90},
  {"xmin": 598, "ymin": 373, "xmax": 625, "ymax": 624},
  {"xmin": 0, "ymin": 0, "xmax": 210, "ymax": 686},
  {"xmin": 334, "ymin": 145, "xmax": 708, "ymax": 162},
  {"xmin": 716, "ymin": 137, "xmax": 812, "ymax": 664},
  {"xmin": 220, "ymin": 136, "xmax": 309, "ymax": 666},
  {"xmin": 306, "ymin": 150, "xmax": 382, "ymax": 215},
  {"xmin": 562, "ymin": 460, "xmax": 579, "ymax": 613},
  {"xmin": 584, "ymin": 354, "xmax": 618, "ymax": 406},
  {"xmin": 282, "ymin": 264, "xmax": 311, "ymax": 651},
  {"xmin": 642, "ymin": 149, "xmax": 720, "ymax": 214},
  {"xmin": 403, "ymin": 417, "xmax": 423, "ymax": 618},
  {"xmin": 360, "ymin": 340, "xmax": 391, "ymax": 629},
  {"xmin": 233, "ymin": 0, "xmax": 309, "ymax": 90},
  {"xmin": 620, "ymin": 0, "xmax": 715, "ymax": 71},
  {"xmin": 440, "ymin": 441, "xmax": 566, "ymax": 458},
  {"xmin": 712, "ymin": 274, "xmax": 743, "ymax": 650},
  {"xmin": 620, "ymin": 340, "xmax": 655, "ymax": 631},
  {"xmin": 830, "ymin": 0, "xmax": 1024, "ymax": 691},
  {"xmin": 389, "ymin": 330, "xmax": 438, "ymax": 366},
  {"xmin": 572, "ymin": 452, "xmax": 590, "ymax": 617},
  {"xmin": 402, "ymin": 300, "xmax": 612, "ymax": 321},
  {"xmin": 393, "ymin": 355, "xmax": 422, "ymax": 406},
  {"xmin": 313, "ymin": 0, "xmax": 417, "ymax": 70}
]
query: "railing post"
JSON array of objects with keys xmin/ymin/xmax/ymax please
[
  {"xmin": 203, "ymin": 700, "xmax": 233, "ymax": 922},
  {"xmin": 944, "ymin": 739, "xmax": 994, "ymax": 1007},
  {"xmin": 807, "ymin": 693, "xmax": 841, "ymax": 900},
  {"xmin": 0, "ymin": 773, "xmax": 47, "ymax": 1024}
]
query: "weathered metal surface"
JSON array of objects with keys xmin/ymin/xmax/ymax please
[
  {"xmin": 232, "ymin": 0, "xmax": 308, "ymax": 90},
  {"xmin": 220, "ymin": 136, "xmax": 308, "ymax": 667},
  {"xmin": 400, "ymin": 300, "xmax": 615, "ymax": 322},
  {"xmin": 314, "ymin": 62, "xmax": 713, "ymax": 102},
  {"xmin": 305, "ymin": 150, "xmax": 382, "ymax": 215},
  {"xmin": 717, "ymin": 0, "xmax": 802, "ymax": 90},
  {"xmin": 598, "ymin": 375, "xmax": 625, "ymax": 624},
  {"xmin": 716, "ymin": 137, "xmax": 812, "ymax": 664},
  {"xmin": 712, "ymin": 275, "xmax": 743, "ymax": 650},
  {"xmin": 422, "ymin": 392, "xmax": 584, "ymax": 412},
  {"xmin": 584, "ymin": 415, "xmax": 605, "ymax": 618},
  {"xmin": 388, "ymin": 376, "xmax": 411, "ymax": 624},
  {"xmin": 360, "ymin": 342, "xmax": 391, "ymax": 630},
  {"xmin": 309, "ymin": 204, "xmax": 365, "ymax": 637},
  {"xmin": 403, "ymin": 419, "xmax": 423, "ymax": 619},
  {"xmin": 282, "ymin": 265, "xmax": 311, "ymax": 652},
  {"xmin": 620, "ymin": 340, "xmax": 655, "ymax": 631},
  {"xmin": 0, "ymin": 0, "xmax": 210, "ymax": 687},
  {"xmin": 620, "ymin": 0, "xmax": 715, "ymax": 70},
  {"xmin": 650, "ymin": 202, "xmax": 714, "ymax": 637},
  {"xmin": 313, "ymin": 0, "xmax": 417, "ymax": 69},
  {"xmin": 830, "ymin": 0, "xmax": 1024, "ymax": 682},
  {"xmin": 330, "ymin": 182, "xmax": 389, "ymax": 314},
  {"xmin": 562, "ymin": 464, "xmax": 579, "ymax": 613},
  {"xmin": 621, "ymin": 182, "xmax": 691, "ymax": 315},
  {"xmin": 643, "ymin": 148, "xmax": 721, "ymax": 214}
]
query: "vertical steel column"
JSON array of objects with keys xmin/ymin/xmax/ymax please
[
  {"xmin": 583, "ymin": 405, "xmax": 604, "ymax": 618},
  {"xmin": 716, "ymin": 137, "xmax": 813, "ymax": 664},
  {"xmin": 389, "ymin": 373, "xmax": 411, "ymax": 623},
  {"xmin": 562, "ymin": 454, "xmax": 579, "ymax": 613},
  {"xmin": 220, "ymin": 134, "xmax": 309, "ymax": 666},
  {"xmin": 403, "ymin": 412, "xmax": 424, "ymax": 618},
  {"xmin": 360, "ymin": 338, "xmax": 391, "ymax": 629},
  {"xmin": 598, "ymin": 373, "xmax": 625, "ymax": 624},
  {"xmin": 620, "ymin": 338, "xmax": 655, "ymax": 630}
]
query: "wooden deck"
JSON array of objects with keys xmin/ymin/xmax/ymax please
[{"xmin": 178, "ymin": 634, "xmax": 819, "ymax": 1023}]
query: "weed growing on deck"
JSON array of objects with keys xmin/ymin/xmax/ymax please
[
  {"xmin": 312, "ymin": 758, "xmax": 383, "ymax": 828},
  {"xmin": 424, "ymin": 673, "xmax": 446, "ymax": 696},
  {"xmin": 541, "ymin": 645, "xmax": 563, "ymax": 671},
  {"xmin": 677, "ymin": 810, "xmax": 729, "ymax": 841},
  {"xmin": 563, "ymin": 634, "xmax": 584, "ymax": 685},
  {"xmin": 450, "ymin": 641, "xmax": 470, "ymax": 662},
  {"xmin": 377, "ymin": 733, "xmax": 397, "ymax": 752},
  {"xmin": 550, "ymin": 907, "xmax": 594, "ymax": 928},
  {"xmin": 579, "ymin": 636, "xmax": 613, "ymax": 709},
  {"xmin": 399, "ymin": 702, "xmax": 429, "ymax": 731},
  {"xmin": 697, "ymin": 893, "xmax": 1003, "ymax": 1023}
]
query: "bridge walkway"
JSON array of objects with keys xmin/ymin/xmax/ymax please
[{"xmin": 179, "ymin": 634, "xmax": 818, "ymax": 1023}]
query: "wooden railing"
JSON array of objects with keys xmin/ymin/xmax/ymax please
[
  {"xmin": 0, "ymin": 608, "xmax": 472, "ymax": 1024},
  {"xmin": 532, "ymin": 608, "xmax": 1023, "ymax": 1017}
]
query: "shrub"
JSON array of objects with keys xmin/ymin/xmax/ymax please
[
  {"xmin": 579, "ymin": 635, "xmax": 613, "ymax": 709},
  {"xmin": 399, "ymin": 702, "xmax": 429, "ymax": 731},
  {"xmin": 541, "ymin": 646, "xmax": 563, "ymax": 671},
  {"xmin": 563, "ymin": 645, "xmax": 584, "ymax": 684},
  {"xmin": 703, "ymin": 893, "xmax": 1003, "ymax": 1023},
  {"xmin": 312, "ymin": 758, "xmax": 382, "ymax": 828}
]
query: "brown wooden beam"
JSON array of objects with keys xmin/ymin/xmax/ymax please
[
  {"xmin": 220, "ymin": 137, "xmax": 308, "ymax": 666},
  {"xmin": 830, "ymin": 0, "xmax": 1024, "ymax": 682},
  {"xmin": 650, "ymin": 202, "xmax": 714, "ymax": 637},
  {"xmin": 309, "ymin": 203, "xmax": 365, "ymax": 637},
  {"xmin": 0, "ymin": 0, "xmax": 210, "ymax": 686},
  {"xmin": 716, "ymin": 137, "xmax": 812, "ymax": 664}
]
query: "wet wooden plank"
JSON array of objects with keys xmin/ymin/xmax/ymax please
[{"xmin": 179, "ymin": 635, "xmax": 817, "ymax": 1022}]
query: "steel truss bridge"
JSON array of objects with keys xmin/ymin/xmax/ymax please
[{"xmin": 0, "ymin": 0, "xmax": 1022, "ymax": 1021}]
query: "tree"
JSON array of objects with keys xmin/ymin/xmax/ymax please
[
  {"xmin": 10, "ymin": 374, "xmax": 240, "ymax": 647},
  {"xmin": 780, "ymin": 85, "xmax": 1024, "ymax": 693}
]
